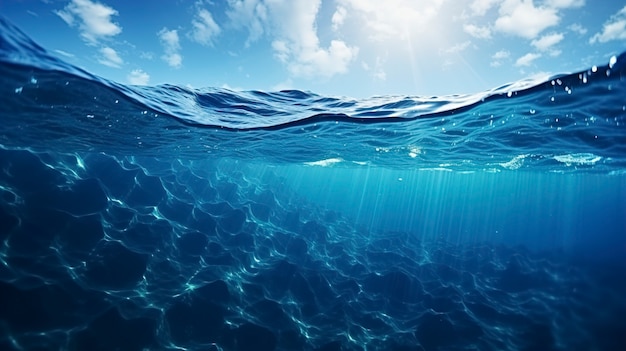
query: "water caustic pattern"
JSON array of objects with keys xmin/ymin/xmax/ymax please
[{"xmin": 0, "ymin": 149, "xmax": 625, "ymax": 351}]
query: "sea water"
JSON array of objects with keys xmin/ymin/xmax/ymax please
[{"xmin": 1, "ymin": 17, "xmax": 625, "ymax": 351}]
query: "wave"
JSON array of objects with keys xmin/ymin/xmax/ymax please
[{"xmin": 1, "ymin": 17, "xmax": 626, "ymax": 172}]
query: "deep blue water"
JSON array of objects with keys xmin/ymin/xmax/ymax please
[{"xmin": 1, "ymin": 17, "xmax": 626, "ymax": 351}]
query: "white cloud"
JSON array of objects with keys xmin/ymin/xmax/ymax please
[
  {"xmin": 226, "ymin": 0, "xmax": 268, "ymax": 46},
  {"xmin": 158, "ymin": 28, "xmax": 182, "ymax": 68},
  {"xmin": 229, "ymin": 0, "xmax": 467, "ymax": 80},
  {"xmin": 338, "ymin": 0, "xmax": 443, "ymax": 41},
  {"xmin": 98, "ymin": 46, "xmax": 123, "ymax": 67},
  {"xmin": 515, "ymin": 52, "xmax": 541, "ymax": 66},
  {"xmin": 531, "ymin": 32, "xmax": 563, "ymax": 51},
  {"xmin": 494, "ymin": 0, "xmax": 559, "ymax": 39},
  {"xmin": 55, "ymin": 0, "xmax": 121, "ymax": 44},
  {"xmin": 190, "ymin": 8, "xmax": 221, "ymax": 46},
  {"xmin": 164, "ymin": 53, "xmax": 182, "ymax": 68},
  {"xmin": 127, "ymin": 69, "xmax": 150, "ymax": 85},
  {"xmin": 463, "ymin": 24, "xmax": 492, "ymax": 39},
  {"xmin": 589, "ymin": 6, "xmax": 626, "ymax": 44},
  {"xmin": 490, "ymin": 49, "xmax": 510, "ymax": 67},
  {"xmin": 332, "ymin": 6, "xmax": 347, "ymax": 31},
  {"xmin": 140, "ymin": 51, "xmax": 154, "ymax": 60},
  {"xmin": 543, "ymin": 0, "xmax": 584, "ymax": 9},
  {"xmin": 492, "ymin": 50, "xmax": 510, "ymax": 59},
  {"xmin": 470, "ymin": 0, "xmax": 501, "ymax": 16},
  {"xmin": 240, "ymin": 0, "xmax": 358, "ymax": 79},
  {"xmin": 444, "ymin": 41, "xmax": 471, "ymax": 54},
  {"xmin": 284, "ymin": 38, "xmax": 358, "ymax": 79},
  {"xmin": 568, "ymin": 23, "xmax": 587, "ymax": 35}
]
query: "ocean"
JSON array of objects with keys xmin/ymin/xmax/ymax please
[{"xmin": 1, "ymin": 17, "xmax": 625, "ymax": 351}]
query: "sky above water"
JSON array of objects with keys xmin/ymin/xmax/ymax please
[{"xmin": 3, "ymin": 0, "xmax": 626, "ymax": 97}]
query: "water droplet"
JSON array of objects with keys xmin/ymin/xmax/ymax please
[{"xmin": 609, "ymin": 55, "xmax": 617, "ymax": 69}]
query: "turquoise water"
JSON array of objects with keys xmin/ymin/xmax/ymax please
[{"xmin": 1, "ymin": 17, "xmax": 626, "ymax": 351}]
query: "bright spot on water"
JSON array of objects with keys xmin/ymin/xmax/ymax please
[
  {"xmin": 305, "ymin": 158, "xmax": 343, "ymax": 167},
  {"xmin": 408, "ymin": 146, "xmax": 421, "ymax": 158}
]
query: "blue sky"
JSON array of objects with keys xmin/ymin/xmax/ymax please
[{"xmin": 3, "ymin": 0, "xmax": 626, "ymax": 97}]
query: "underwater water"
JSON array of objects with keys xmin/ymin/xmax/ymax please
[{"xmin": 1, "ymin": 17, "xmax": 626, "ymax": 351}]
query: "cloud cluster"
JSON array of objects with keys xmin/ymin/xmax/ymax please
[
  {"xmin": 467, "ymin": 0, "xmax": 586, "ymax": 40},
  {"xmin": 331, "ymin": 6, "xmax": 347, "ymax": 31},
  {"xmin": 190, "ymin": 8, "xmax": 221, "ymax": 46},
  {"xmin": 531, "ymin": 32, "xmax": 563, "ymax": 56},
  {"xmin": 466, "ymin": 0, "xmax": 586, "ymax": 70},
  {"xmin": 338, "ymin": 0, "xmax": 443, "ymax": 41},
  {"xmin": 127, "ymin": 69, "xmax": 150, "ymax": 85},
  {"xmin": 56, "ymin": 0, "xmax": 125, "ymax": 70},
  {"xmin": 56, "ymin": 0, "xmax": 121, "ymax": 44},
  {"xmin": 494, "ymin": 1, "xmax": 559, "ymax": 39},
  {"xmin": 470, "ymin": 0, "xmax": 501, "ymax": 16},
  {"xmin": 490, "ymin": 50, "xmax": 510, "ymax": 67},
  {"xmin": 53, "ymin": 0, "xmax": 624, "ymax": 91},
  {"xmin": 226, "ymin": 0, "xmax": 268, "ymax": 47},
  {"xmin": 98, "ymin": 46, "xmax": 123, "ymax": 67},
  {"xmin": 465, "ymin": 0, "xmax": 583, "ymax": 41},
  {"xmin": 229, "ymin": 0, "xmax": 358, "ymax": 79},
  {"xmin": 274, "ymin": 1, "xmax": 357, "ymax": 78},
  {"xmin": 158, "ymin": 28, "xmax": 183, "ymax": 69},
  {"xmin": 515, "ymin": 52, "xmax": 541, "ymax": 66},
  {"xmin": 464, "ymin": 24, "xmax": 492, "ymax": 39},
  {"xmin": 590, "ymin": 6, "xmax": 626, "ymax": 44}
]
